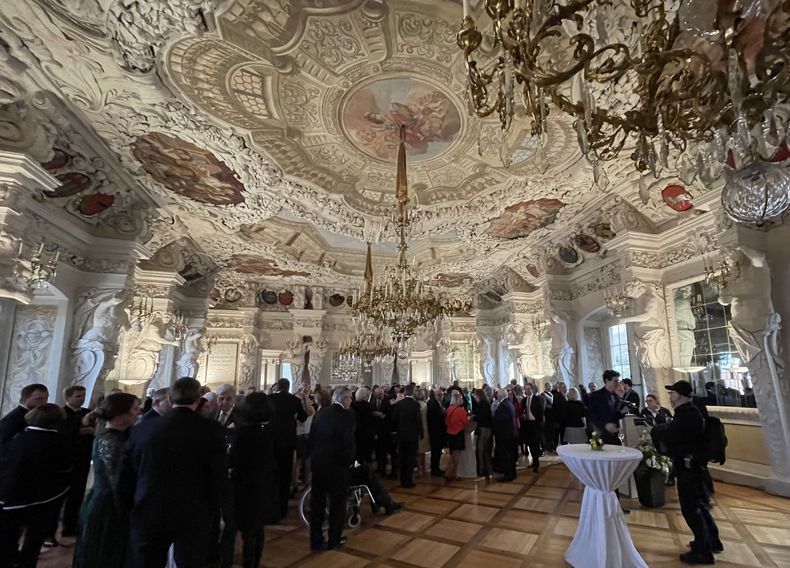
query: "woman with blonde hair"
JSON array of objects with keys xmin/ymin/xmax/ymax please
[
  {"xmin": 443, "ymin": 391, "xmax": 469, "ymax": 481},
  {"xmin": 563, "ymin": 387, "xmax": 588, "ymax": 444}
]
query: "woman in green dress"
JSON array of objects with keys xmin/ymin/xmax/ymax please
[{"xmin": 73, "ymin": 392, "xmax": 140, "ymax": 568}]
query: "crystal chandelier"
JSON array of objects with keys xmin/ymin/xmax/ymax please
[
  {"xmin": 457, "ymin": 0, "xmax": 790, "ymax": 197},
  {"xmin": 338, "ymin": 318, "xmax": 395, "ymax": 366},
  {"xmin": 130, "ymin": 287, "xmax": 154, "ymax": 329},
  {"xmin": 351, "ymin": 127, "xmax": 469, "ymax": 349},
  {"xmin": 604, "ymin": 286, "xmax": 630, "ymax": 317},
  {"xmin": 14, "ymin": 243, "xmax": 59, "ymax": 291}
]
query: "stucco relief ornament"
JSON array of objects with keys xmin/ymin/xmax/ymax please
[
  {"xmin": 617, "ymin": 281, "xmax": 672, "ymax": 394},
  {"xmin": 719, "ymin": 246, "xmax": 790, "ymax": 477},
  {"xmin": 176, "ymin": 327, "xmax": 204, "ymax": 379},
  {"xmin": 238, "ymin": 334, "xmax": 259, "ymax": 391},
  {"xmin": 68, "ymin": 288, "xmax": 130, "ymax": 398},
  {"xmin": 549, "ymin": 313, "xmax": 575, "ymax": 385}
]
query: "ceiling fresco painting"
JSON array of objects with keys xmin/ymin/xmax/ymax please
[
  {"xmin": 487, "ymin": 199, "xmax": 567, "ymax": 240},
  {"xmin": 0, "ymin": 0, "xmax": 705, "ymax": 291},
  {"xmin": 132, "ymin": 132, "xmax": 246, "ymax": 206}
]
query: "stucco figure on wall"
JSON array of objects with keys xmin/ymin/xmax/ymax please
[
  {"xmin": 109, "ymin": 312, "xmax": 180, "ymax": 390},
  {"xmin": 283, "ymin": 336, "xmax": 306, "ymax": 387},
  {"xmin": 719, "ymin": 246, "xmax": 790, "ymax": 478},
  {"xmin": 238, "ymin": 334, "xmax": 259, "ymax": 392},
  {"xmin": 176, "ymin": 327, "xmax": 204, "ymax": 379},
  {"xmin": 674, "ymin": 286, "xmax": 697, "ymax": 367},
  {"xmin": 478, "ymin": 332, "xmax": 496, "ymax": 386},
  {"xmin": 69, "ymin": 288, "xmax": 130, "ymax": 399},
  {"xmin": 550, "ymin": 313, "xmax": 575, "ymax": 385},
  {"xmin": 618, "ymin": 281, "xmax": 672, "ymax": 394}
]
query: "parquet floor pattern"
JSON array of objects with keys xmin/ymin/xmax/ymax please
[{"xmin": 41, "ymin": 460, "xmax": 790, "ymax": 568}]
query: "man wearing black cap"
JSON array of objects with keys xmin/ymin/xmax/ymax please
[{"xmin": 655, "ymin": 380, "xmax": 722, "ymax": 565}]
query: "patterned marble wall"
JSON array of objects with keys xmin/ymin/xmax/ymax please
[
  {"xmin": 583, "ymin": 325, "xmax": 605, "ymax": 386},
  {"xmin": 1, "ymin": 305, "xmax": 58, "ymax": 415}
]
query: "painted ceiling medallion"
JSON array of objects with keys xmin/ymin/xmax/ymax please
[
  {"xmin": 487, "ymin": 199, "xmax": 566, "ymax": 239},
  {"xmin": 132, "ymin": 132, "xmax": 246, "ymax": 206},
  {"xmin": 230, "ymin": 254, "xmax": 311, "ymax": 278},
  {"xmin": 342, "ymin": 77, "xmax": 461, "ymax": 162},
  {"xmin": 662, "ymin": 184, "xmax": 694, "ymax": 212}
]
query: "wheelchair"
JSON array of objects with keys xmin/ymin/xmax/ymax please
[{"xmin": 298, "ymin": 484, "xmax": 377, "ymax": 529}]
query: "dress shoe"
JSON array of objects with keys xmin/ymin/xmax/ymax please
[
  {"xmin": 400, "ymin": 482, "xmax": 416, "ymax": 489},
  {"xmin": 430, "ymin": 470, "xmax": 445, "ymax": 477},
  {"xmin": 679, "ymin": 551, "xmax": 715, "ymax": 564},
  {"xmin": 328, "ymin": 536, "xmax": 348, "ymax": 550},
  {"xmin": 688, "ymin": 541, "xmax": 724, "ymax": 554},
  {"xmin": 497, "ymin": 476, "xmax": 515, "ymax": 482},
  {"xmin": 385, "ymin": 501, "xmax": 404, "ymax": 515},
  {"xmin": 621, "ymin": 507, "xmax": 631, "ymax": 515},
  {"xmin": 532, "ymin": 466, "xmax": 539, "ymax": 473}
]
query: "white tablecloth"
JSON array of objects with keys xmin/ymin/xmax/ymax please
[{"xmin": 557, "ymin": 444, "xmax": 647, "ymax": 568}]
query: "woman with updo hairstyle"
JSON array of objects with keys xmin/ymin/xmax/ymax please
[
  {"xmin": 230, "ymin": 392, "xmax": 279, "ymax": 568},
  {"xmin": 73, "ymin": 392, "xmax": 139, "ymax": 568}
]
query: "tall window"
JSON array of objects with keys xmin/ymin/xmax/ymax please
[{"xmin": 608, "ymin": 324, "xmax": 631, "ymax": 379}]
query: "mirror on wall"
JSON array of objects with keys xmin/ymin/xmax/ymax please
[{"xmin": 672, "ymin": 280, "xmax": 756, "ymax": 409}]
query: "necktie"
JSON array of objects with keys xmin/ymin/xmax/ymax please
[
  {"xmin": 525, "ymin": 396, "xmax": 535, "ymax": 421},
  {"xmin": 219, "ymin": 412, "xmax": 227, "ymax": 426}
]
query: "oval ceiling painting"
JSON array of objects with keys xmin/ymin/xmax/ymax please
[
  {"xmin": 574, "ymin": 234, "xmax": 600, "ymax": 254},
  {"xmin": 224, "ymin": 288, "xmax": 243, "ymax": 303},
  {"xmin": 559, "ymin": 246, "xmax": 580, "ymax": 264},
  {"xmin": 41, "ymin": 148, "xmax": 71, "ymax": 171},
  {"xmin": 526, "ymin": 264, "xmax": 540, "ymax": 278},
  {"xmin": 487, "ymin": 198, "xmax": 566, "ymax": 239},
  {"xmin": 230, "ymin": 254, "xmax": 310, "ymax": 278},
  {"xmin": 342, "ymin": 77, "xmax": 461, "ymax": 162},
  {"xmin": 594, "ymin": 222, "xmax": 616, "ymax": 240},
  {"xmin": 132, "ymin": 132, "xmax": 246, "ymax": 206},
  {"xmin": 662, "ymin": 184, "xmax": 694, "ymax": 212},
  {"xmin": 78, "ymin": 193, "xmax": 115, "ymax": 216},
  {"xmin": 258, "ymin": 290, "xmax": 278, "ymax": 305},
  {"xmin": 45, "ymin": 172, "xmax": 92, "ymax": 198},
  {"xmin": 278, "ymin": 290, "xmax": 294, "ymax": 306}
]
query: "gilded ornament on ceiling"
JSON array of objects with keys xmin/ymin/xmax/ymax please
[
  {"xmin": 132, "ymin": 132, "xmax": 246, "ymax": 206},
  {"xmin": 487, "ymin": 198, "xmax": 566, "ymax": 239}
]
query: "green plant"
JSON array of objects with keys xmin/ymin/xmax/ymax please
[{"xmin": 636, "ymin": 430, "xmax": 672, "ymax": 477}]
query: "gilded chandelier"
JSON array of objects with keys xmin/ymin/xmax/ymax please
[
  {"xmin": 457, "ymin": 0, "xmax": 790, "ymax": 199},
  {"xmin": 338, "ymin": 318, "xmax": 395, "ymax": 366},
  {"xmin": 351, "ymin": 127, "xmax": 469, "ymax": 349}
]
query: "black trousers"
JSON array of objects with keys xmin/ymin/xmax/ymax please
[
  {"xmin": 523, "ymin": 422, "xmax": 542, "ymax": 470},
  {"xmin": 310, "ymin": 468, "xmax": 348, "ymax": 550},
  {"xmin": 274, "ymin": 446, "xmax": 295, "ymax": 519},
  {"xmin": 429, "ymin": 436, "xmax": 444, "ymax": 474},
  {"xmin": 676, "ymin": 461, "xmax": 720, "ymax": 554},
  {"xmin": 494, "ymin": 436, "xmax": 516, "ymax": 480},
  {"xmin": 219, "ymin": 479, "xmax": 237, "ymax": 568},
  {"xmin": 355, "ymin": 436, "xmax": 373, "ymax": 465},
  {"xmin": 128, "ymin": 512, "xmax": 211, "ymax": 568},
  {"xmin": 398, "ymin": 440, "xmax": 418, "ymax": 486},
  {"xmin": 239, "ymin": 524, "xmax": 264, "ymax": 568},
  {"xmin": 0, "ymin": 502, "xmax": 58, "ymax": 568}
]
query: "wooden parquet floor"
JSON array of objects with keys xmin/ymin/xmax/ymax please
[{"xmin": 40, "ymin": 459, "xmax": 790, "ymax": 568}]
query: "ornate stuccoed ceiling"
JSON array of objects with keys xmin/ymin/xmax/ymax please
[{"xmin": 0, "ymin": 0, "xmax": 713, "ymax": 292}]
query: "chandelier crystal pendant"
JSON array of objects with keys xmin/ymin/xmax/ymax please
[
  {"xmin": 351, "ymin": 126, "xmax": 469, "ymax": 349},
  {"xmin": 457, "ymin": 0, "xmax": 790, "ymax": 204}
]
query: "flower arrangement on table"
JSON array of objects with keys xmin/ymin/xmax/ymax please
[
  {"xmin": 635, "ymin": 430, "xmax": 671, "ymax": 477},
  {"xmin": 589, "ymin": 431, "xmax": 604, "ymax": 450}
]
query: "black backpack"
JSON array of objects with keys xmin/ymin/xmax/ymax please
[{"xmin": 702, "ymin": 415, "xmax": 728, "ymax": 465}]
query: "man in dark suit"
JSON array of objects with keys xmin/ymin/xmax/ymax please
[
  {"xmin": 371, "ymin": 386, "xmax": 391, "ymax": 476},
  {"xmin": 0, "ymin": 383, "xmax": 49, "ymax": 456},
  {"xmin": 138, "ymin": 388, "xmax": 171, "ymax": 423},
  {"xmin": 120, "ymin": 377, "xmax": 226, "ymax": 568},
  {"xmin": 520, "ymin": 383, "xmax": 545, "ymax": 473},
  {"xmin": 426, "ymin": 389, "xmax": 446, "ymax": 476},
  {"xmin": 270, "ymin": 378, "xmax": 307, "ymax": 519},
  {"xmin": 309, "ymin": 386, "xmax": 355, "ymax": 551},
  {"xmin": 56, "ymin": 385, "xmax": 94, "ymax": 539},
  {"xmin": 622, "ymin": 378, "xmax": 641, "ymax": 414},
  {"xmin": 391, "ymin": 384, "xmax": 423, "ymax": 488},
  {"xmin": 493, "ymin": 389, "xmax": 517, "ymax": 481},
  {"xmin": 588, "ymin": 370, "xmax": 627, "ymax": 445},
  {"xmin": 653, "ymin": 381, "xmax": 722, "ymax": 565},
  {"xmin": 211, "ymin": 384, "xmax": 239, "ymax": 568}
]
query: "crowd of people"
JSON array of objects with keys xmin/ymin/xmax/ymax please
[{"xmin": 0, "ymin": 369, "xmax": 719, "ymax": 567}]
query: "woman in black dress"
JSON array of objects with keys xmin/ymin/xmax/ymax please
[
  {"xmin": 231, "ymin": 392, "xmax": 279, "ymax": 568},
  {"xmin": 73, "ymin": 393, "xmax": 140, "ymax": 568}
]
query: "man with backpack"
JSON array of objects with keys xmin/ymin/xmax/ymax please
[{"xmin": 653, "ymin": 380, "xmax": 722, "ymax": 565}]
